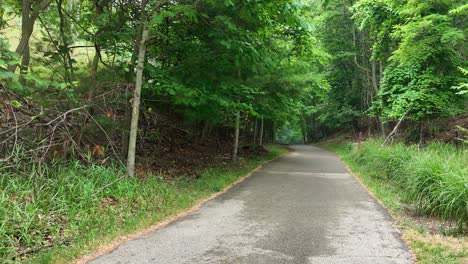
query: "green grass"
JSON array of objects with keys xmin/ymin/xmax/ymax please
[
  {"xmin": 0, "ymin": 145, "xmax": 287, "ymax": 264},
  {"xmin": 408, "ymin": 236, "xmax": 466, "ymax": 264},
  {"xmin": 323, "ymin": 139, "xmax": 467, "ymax": 264},
  {"xmin": 327, "ymin": 139, "xmax": 467, "ymax": 227}
]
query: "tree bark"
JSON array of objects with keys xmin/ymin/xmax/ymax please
[
  {"xmin": 303, "ymin": 117, "xmax": 308, "ymax": 144},
  {"xmin": 259, "ymin": 118, "xmax": 264, "ymax": 146},
  {"xmin": 379, "ymin": 62, "xmax": 384, "ymax": 83},
  {"xmin": 200, "ymin": 121, "xmax": 210, "ymax": 141},
  {"xmin": 231, "ymin": 111, "xmax": 240, "ymax": 162},
  {"xmin": 371, "ymin": 59, "xmax": 386, "ymax": 137},
  {"xmin": 272, "ymin": 121, "xmax": 276, "ymax": 144},
  {"xmin": 383, "ymin": 110, "xmax": 409, "ymax": 146},
  {"xmin": 253, "ymin": 119, "xmax": 257, "ymax": 145},
  {"xmin": 126, "ymin": 0, "xmax": 149, "ymax": 176},
  {"xmin": 90, "ymin": 49, "xmax": 99, "ymax": 92},
  {"xmin": 9, "ymin": 0, "xmax": 53, "ymax": 73},
  {"xmin": 18, "ymin": 42, "xmax": 30, "ymax": 85},
  {"xmin": 126, "ymin": 26, "xmax": 149, "ymax": 177},
  {"xmin": 371, "ymin": 60, "xmax": 379, "ymax": 94},
  {"xmin": 56, "ymin": 0, "xmax": 73, "ymax": 83}
]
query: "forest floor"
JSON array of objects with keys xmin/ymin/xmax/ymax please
[
  {"xmin": 135, "ymin": 139, "xmax": 270, "ymax": 178},
  {"xmin": 321, "ymin": 139, "xmax": 467, "ymax": 264}
]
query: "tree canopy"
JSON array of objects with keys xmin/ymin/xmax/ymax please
[{"xmin": 1, "ymin": 0, "xmax": 466, "ymax": 172}]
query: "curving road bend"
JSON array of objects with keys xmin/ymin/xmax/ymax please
[{"xmin": 90, "ymin": 145, "xmax": 413, "ymax": 264}]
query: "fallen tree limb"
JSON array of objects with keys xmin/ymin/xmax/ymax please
[{"xmin": 382, "ymin": 110, "xmax": 410, "ymax": 146}]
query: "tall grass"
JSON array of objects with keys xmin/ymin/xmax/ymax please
[
  {"xmin": 0, "ymin": 145, "xmax": 287, "ymax": 263},
  {"xmin": 336, "ymin": 139, "xmax": 467, "ymax": 228}
]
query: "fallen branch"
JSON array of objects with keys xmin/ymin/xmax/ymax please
[
  {"xmin": 45, "ymin": 105, "xmax": 88, "ymax": 126},
  {"xmin": 382, "ymin": 110, "xmax": 410, "ymax": 146}
]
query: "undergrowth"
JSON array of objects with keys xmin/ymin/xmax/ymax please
[
  {"xmin": 325, "ymin": 139, "xmax": 467, "ymax": 263},
  {"xmin": 0, "ymin": 145, "xmax": 286, "ymax": 263},
  {"xmin": 328, "ymin": 139, "xmax": 467, "ymax": 229}
]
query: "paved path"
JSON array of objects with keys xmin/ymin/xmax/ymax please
[{"xmin": 90, "ymin": 145, "xmax": 413, "ymax": 264}]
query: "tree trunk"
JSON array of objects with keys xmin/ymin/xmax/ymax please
[
  {"xmin": 372, "ymin": 60, "xmax": 386, "ymax": 137},
  {"xmin": 371, "ymin": 60, "xmax": 379, "ymax": 94},
  {"xmin": 231, "ymin": 111, "xmax": 240, "ymax": 162},
  {"xmin": 272, "ymin": 121, "xmax": 276, "ymax": 144},
  {"xmin": 200, "ymin": 121, "xmax": 210, "ymax": 141},
  {"xmin": 9, "ymin": 0, "xmax": 53, "ymax": 73},
  {"xmin": 383, "ymin": 110, "xmax": 409, "ymax": 146},
  {"xmin": 90, "ymin": 51, "xmax": 99, "ymax": 93},
  {"xmin": 126, "ymin": 26, "xmax": 149, "ymax": 177},
  {"xmin": 259, "ymin": 118, "xmax": 264, "ymax": 146},
  {"xmin": 129, "ymin": 18, "xmax": 144, "ymax": 79},
  {"xmin": 18, "ymin": 42, "xmax": 30, "ymax": 85},
  {"xmin": 253, "ymin": 119, "xmax": 258, "ymax": 145},
  {"xmin": 303, "ymin": 118, "xmax": 308, "ymax": 144},
  {"xmin": 56, "ymin": 0, "xmax": 73, "ymax": 83},
  {"xmin": 379, "ymin": 62, "xmax": 383, "ymax": 83}
]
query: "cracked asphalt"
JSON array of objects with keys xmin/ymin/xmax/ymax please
[{"xmin": 90, "ymin": 145, "xmax": 413, "ymax": 264}]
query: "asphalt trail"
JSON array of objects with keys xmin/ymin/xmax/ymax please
[{"xmin": 90, "ymin": 145, "xmax": 413, "ymax": 264}]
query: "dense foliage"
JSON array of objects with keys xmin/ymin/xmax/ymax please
[
  {"xmin": 0, "ymin": 1, "xmax": 326, "ymax": 169},
  {"xmin": 306, "ymin": 0, "xmax": 467, "ymax": 141},
  {"xmin": 1, "ymin": 0, "xmax": 466, "ymax": 163}
]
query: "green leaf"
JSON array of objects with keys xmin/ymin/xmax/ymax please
[{"xmin": 11, "ymin": 100, "xmax": 22, "ymax": 108}]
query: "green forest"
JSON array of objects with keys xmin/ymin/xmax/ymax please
[{"xmin": 0, "ymin": 0, "xmax": 467, "ymax": 263}]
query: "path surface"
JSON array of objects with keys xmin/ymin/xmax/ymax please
[{"xmin": 90, "ymin": 145, "xmax": 413, "ymax": 264}]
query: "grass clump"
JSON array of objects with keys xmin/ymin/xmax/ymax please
[
  {"xmin": 325, "ymin": 139, "xmax": 467, "ymax": 264},
  {"xmin": 328, "ymin": 139, "xmax": 467, "ymax": 228},
  {"xmin": 0, "ymin": 145, "xmax": 286, "ymax": 263},
  {"xmin": 403, "ymin": 143, "xmax": 467, "ymax": 225}
]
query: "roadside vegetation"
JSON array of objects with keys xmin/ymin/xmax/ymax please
[
  {"xmin": 0, "ymin": 145, "xmax": 286, "ymax": 263},
  {"xmin": 1, "ymin": 0, "xmax": 466, "ymax": 263},
  {"xmin": 324, "ymin": 139, "xmax": 467, "ymax": 264}
]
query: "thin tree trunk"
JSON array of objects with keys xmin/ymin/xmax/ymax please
[
  {"xmin": 126, "ymin": 0, "xmax": 149, "ymax": 176},
  {"xmin": 231, "ymin": 111, "xmax": 240, "ymax": 162},
  {"xmin": 379, "ymin": 62, "xmax": 383, "ymax": 83},
  {"xmin": 372, "ymin": 59, "xmax": 386, "ymax": 137},
  {"xmin": 18, "ymin": 42, "xmax": 30, "ymax": 85},
  {"xmin": 253, "ymin": 119, "xmax": 257, "ymax": 145},
  {"xmin": 9, "ymin": 0, "xmax": 53, "ymax": 73},
  {"xmin": 371, "ymin": 60, "xmax": 379, "ymax": 94},
  {"xmin": 383, "ymin": 110, "xmax": 409, "ymax": 146},
  {"xmin": 259, "ymin": 118, "xmax": 264, "ymax": 146},
  {"xmin": 126, "ymin": 26, "xmax": 149, "ymax": 177},
  {"xmin": 90, "ymin": 52, "xmax": 99, "ymax": 93},
  {"xmin": 88, "ymin": 0, "xmax": 105, "ymax": 96},
  {"xmin": 272, "ymin": 121, "xmax": 276, "ymax": 144},
  {"xmin": 379, "ymin": 118, "xmax": 386, "ymax": 138},
  {"xmin": 129, "ymin": 19, "xmax": 144, "ymax": 79},
  {"xmin": 200, "ymin": 121, "xmax": 210, "ymax": 141},
  {"xmin": 303, "ymin": 118, "xmax": 308, "ymax": 144},
  {"xmin": 56, "ymin": 0, "xmax": 73, "ymax": 83}
]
